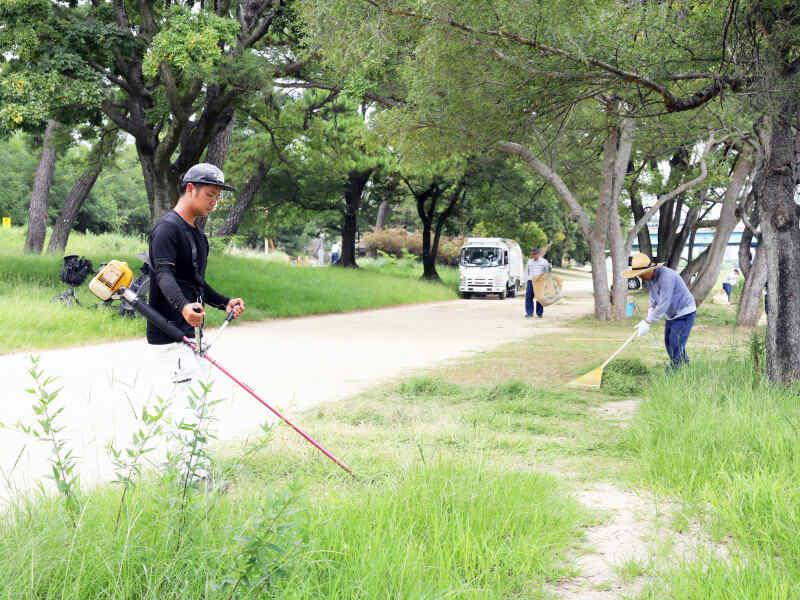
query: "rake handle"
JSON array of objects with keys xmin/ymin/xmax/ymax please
[{"xmin": 599, "ymin": 332, "xmax": 638, "ymax": 371}]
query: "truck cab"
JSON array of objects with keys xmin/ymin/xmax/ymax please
[{"xmin": 458, "ymin": 238, "xmax": 523, "ymax": 299}]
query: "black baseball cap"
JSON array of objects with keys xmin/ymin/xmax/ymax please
[{"xmin": 181, "ymin": 163, "xmax": 235, "ymax": 191}]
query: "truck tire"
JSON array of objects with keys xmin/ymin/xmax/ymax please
[
  {"xmin": 460, "ymin": 291, "xmax": 472, "ymax": 299},
  {"xmin": 499, "ymin": 290, "xmax": 507, "ymax": 300},
  {"xmin": 508, "ymin": 282, "xmax": 517, "ymax": 298}
]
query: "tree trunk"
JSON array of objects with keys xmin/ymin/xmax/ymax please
[
  {"xmin": 47, "ymin": 165, "xmax": 102, "ymax": 254},
  {"xmin": 600, "ymin": 111, "xmax": 633, "ymax": 320},
  {"xmin": 375, "ymin": 200, "xmax": 391, "ymax": 230},
  {"xmin": 25, "ymin": 119, "xmax": 60, "ymax": 253},
  {"xmin": 205, "ymin": 109, "xmax": 235, "ymax": 167},
  {"xmin": 420, "ymin": 218, "xmax": 438, "ymax": 280},
  {"xmin": 739, "ymin": 227, "xmax": 754, "ymax": 279},
  {"xmin": 688, "ymin": 147, "xmax": 753, "ymax": 304},
  {"xmin": 629, "ymin": 192, "xmax": 652, "ymax": 256},
  {"xmin": 418, "ymin": 182, "xmax": 465, "ymax": 282},
  {"xmin": 589, "ymin": 237, "xmax": 612, "ymax": 320},
  {"xmin": 339, "ymin": 169, "xmax": 373, "ymax": 268},
  {"xmin": 737, "ymin": 243, "xmax": 767, "ymax": 327},
  {"xmin": 138, "ymin": 145, "xmax": 179, "ymax": 222},
  {"xmin": 47, "ymin": 129, "xmax": 118, "ymax": 253},
  {"xmin": 761, "ymin": 105, "xmax": 800, "ymax": 384},
  {"xmin": 195, "ymin": 110, "xmax": 236, "ymax": 232},
  {"xmin": 215, "ymin": 161, "xmax": 269, "ymax": 236},
  {"xmin": 135, "ymin": 105, "xmax": 233, "ymax": 224},
  {"xmin": 607, "ymin": 202, "xmax": 628, "ymax": 320}
]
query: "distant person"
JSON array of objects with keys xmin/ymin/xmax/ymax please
[
  {"xmin": 524, "ymin": 247, "xmax": 550, "ymax": 318},
  {"xmin": 148, "ymin": 163, "xmax": 245, "ymax": 384},
  {"xmin": 722, "ymin": 268, "xmax": 741, "ymax": 302},
  {"xmin": 331, "ymin": 241, "xmax": 341, "ymax": 265},
  {"xmin": 624, "ymin": 252, "xmax": 696, "ymax": 369},
  {"xmin": 317, "ymin": 243, "xmax": 325, "ymax": 266}
]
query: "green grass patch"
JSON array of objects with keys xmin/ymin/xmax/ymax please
[
  {"xmin": 0, "ymin": 462, "xmax": 583, "ymax": 599},
  {"xmin": 601, "ymin": 358, "xmax": 650, "ymax": 396},
  {"xmin": 0, "ymin": 341, "xmax": 601, "ymax": 599},
  {"xmin": 360, "ymin": 253, "xmax": 460, "ymax": 289},
  {"xmin": 396, "ymin": 375, "xmax": 462, "ymax": 398},
  {"xmin": 0, "ymin": 227, "xmax": 456, "ymax": 354},
  {"xmin": 276, "ymin": 463, "xmax": 583, "ymax": 599},
  {"xmin": 626, "ymin": 355, "xmax": 800, "ymax": 596}
]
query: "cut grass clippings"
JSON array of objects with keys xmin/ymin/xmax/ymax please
[{"xmin": 0, "ymin": 227, "xmax": 456, "ymax": 354}]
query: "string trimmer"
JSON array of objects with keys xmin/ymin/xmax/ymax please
[{"xmin": 89, "ymin": 260, "xmax": 354, "ymax": 476}]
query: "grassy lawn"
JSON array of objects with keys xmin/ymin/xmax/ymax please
[
  {"xmin": 1, "ymin": 241, "xmax": 780, "ymax": 598},
  {"xmin": 0, "ymin": 228, "xmax": 457, "ymax": 354}
]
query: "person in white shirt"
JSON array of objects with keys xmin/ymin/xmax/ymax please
[
  {"xmin": 722, "ymin": 268, "xmax": 741, "ymax": 301},
  {"xmin": 524, "ymin": 247, "xmax": 551, "ymax": 318}
]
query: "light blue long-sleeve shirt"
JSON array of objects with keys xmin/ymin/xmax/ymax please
[
  {"xmin": 646, "ymin": 267, "xmax": 696, "ymax": 322},
  {"xmin": 525, "ymin": 258, "xmax": 550, "ymax": 282}
]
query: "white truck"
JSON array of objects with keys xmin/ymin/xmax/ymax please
[{"xmin": 458, "ymin": 237, "xmax": 524, "ymax": 299}]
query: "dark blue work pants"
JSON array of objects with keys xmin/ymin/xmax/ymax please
[
  {"xmin": 664, "ymin": 311, "xmax": 696, "ymax": 368},
  {"xmin": 525, "ymin": 280, "xmax": 543, "ymax": 317}
]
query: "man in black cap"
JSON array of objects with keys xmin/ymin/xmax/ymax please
[{"xmin": 148, "ymin": 163, "xmax": 245, "ymax": 381}]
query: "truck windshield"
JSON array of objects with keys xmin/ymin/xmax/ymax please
[{"xmin": 461, "ymin": 247, "xmax": 502, "ymax": 267}]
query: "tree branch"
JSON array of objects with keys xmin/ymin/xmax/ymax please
[
  {"xmin": 274, "ymin": 80, "xmax": 404, "ymax": 108},
  {"xmin": 496, "ymin": 141, "xmax": 593, "ymax": 238},
  {"xmin": 101, "ymin": 100, "xmax": 145, "ymax": 139},
  {"xmin": 625, "ymin": 134, "xmax": 716, "ymax": 251},
  {"xmin": 363, "ymin": 0, "xmax": 742, "ymax": 113},
  {"xmin": 137, "ymin": 0, "xmax": 157, "ymax": 42},
  {"xmin": 239, "ymin": 9, "xmax": 277, "ymax": 49},
  {"xmin": 113, "ymin": 0, "xmax": 129, "ymax": 29},
  {"xmin": 86, "ymin": 60, "xmax": 133, "ymax": 94},
  {"xmin": 160, "ymin": 63, "xmax": 191, "ymax": 122}
]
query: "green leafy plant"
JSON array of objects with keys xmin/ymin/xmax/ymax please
[
  {"xmin": 165, "ymin": 379, "xmax": 222, "ymax": 538},
  {"xmin": 217, "ymin": 487, "xmax": 302, "ymax": 599},
  {"xmin": 107, "ymin": 396, "xmax": 168, "ymax": 527},
  {"xmin": 18, "ymin": 356, "xmax": 80, "ymax": 521}
]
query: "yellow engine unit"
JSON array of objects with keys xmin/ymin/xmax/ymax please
[{"xmin": 88, "ymin": 260, "xmax": 134, "ymax": 301}]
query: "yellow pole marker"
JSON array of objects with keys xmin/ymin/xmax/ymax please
[{"xmin": 2, "ymin": 217, "xmax": 10, "ymax": 229}]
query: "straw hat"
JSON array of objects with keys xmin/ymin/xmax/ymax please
[{"xmin": 622, "ymin": 252, "xmax": 660, "ymax": 279}]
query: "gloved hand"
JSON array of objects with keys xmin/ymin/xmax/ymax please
[{"xmin": 635, "ymin": 320, "xmax": 651, "ymax": 337}]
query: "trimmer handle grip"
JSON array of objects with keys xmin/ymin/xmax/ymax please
[{"xmin": 121, "ymin": 289, "xmax": 186, "ymax": 343}]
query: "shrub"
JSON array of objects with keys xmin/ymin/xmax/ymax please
[{"xmin": 362, "ymin": 228, "xmax": 465, "ymax": 265}]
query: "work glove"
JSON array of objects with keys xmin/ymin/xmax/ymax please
[{"xmin": 634, "ymin": 320, "xmax": 651, "ymax": 337}]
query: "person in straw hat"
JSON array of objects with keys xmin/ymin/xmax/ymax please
[{"xmin": 623, "ymin": 252, "xmax": 697, "ymax": 368}]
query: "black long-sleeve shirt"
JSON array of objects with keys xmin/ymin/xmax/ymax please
[{"xmin": 147, "ymin": 210, "xmax": 229, "ymax": 344}]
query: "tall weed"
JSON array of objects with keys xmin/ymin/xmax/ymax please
[{"xmin": 626, "ymin": 354, "xmax": 800, "ymax": 595}]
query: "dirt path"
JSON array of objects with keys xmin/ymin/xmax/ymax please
[
  {"xmin": 0, "ymin": 281, "xmax": 593, "ymax": 500},
  {"xmin": 553, "ymin": 400, "xmax": 730, "ymax": 599}
]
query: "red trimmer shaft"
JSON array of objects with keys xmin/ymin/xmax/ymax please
[
  {"xmin": 185, "ymin": 337, "xmax": 354, "ymax": 476},
  {"xmin": 122, "ymin": 289, "xmax": 354, "ymax": 476}
]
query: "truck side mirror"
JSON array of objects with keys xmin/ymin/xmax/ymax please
[{"xmin": 504, "ymin": 251, "xmax": 508, "ymax": 265}]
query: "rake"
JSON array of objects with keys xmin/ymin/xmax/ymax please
[{"xmin": 568, "ymin": 332, "xmax": 638, "ymax": 389}]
